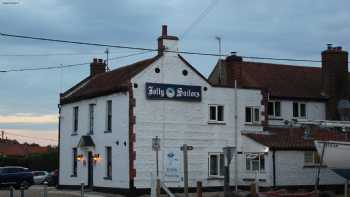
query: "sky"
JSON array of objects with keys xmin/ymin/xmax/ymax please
[{"xmin": 0, "ymin": 0, "xmax": 349, "ymax": 145}]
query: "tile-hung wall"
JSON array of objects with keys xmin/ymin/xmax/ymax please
[{"xmin": 267, "ymin": 100, "xmax": 326, "ymax": 126}]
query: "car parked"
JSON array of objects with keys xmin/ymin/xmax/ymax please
[
  {"xmin": 47, "ymin": 169, "xmax": 58, "ymax": 186},
  {"xmin": 0, "ymin": 166, "xmax": 34, "ymax": 189},
  {"xmin": 33, "ymin": 171, "xmax": 49, "ymax": 185}
]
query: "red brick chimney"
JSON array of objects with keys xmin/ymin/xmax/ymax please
[
  {"xmin": 321, "ymin": 44, "xmax": 349, "ymax": 120},
  {"xmin": 90, "ymin": 58, "xmax": 106, "ymax": 77},
  {"xmin": 157, "ymin": 25, "xmax": 179, "ymax": 55}
]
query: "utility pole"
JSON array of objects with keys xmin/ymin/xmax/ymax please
[
  {"xmin": 152, "ymin": 136, "xmax": 161, "ymax": 177},
  {"xmin": 234, "ymin": 80, "xmax": 238, "ymax": 193},
  {"xmin": 181, "ymin": 144, "xmax": 193, "ymax": 197},
  {"xmin": 105, "ymin": 48, "xmax": 110, "ymax": 71},
  {"xmin": 215, "ymin": 36, "xmax": 222, "ymax": 84},
  {"xmin": 223, "ymin": 146, "xmax": 235, "ymax": 197}
]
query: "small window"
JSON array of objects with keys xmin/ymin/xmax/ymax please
[
  {"xmin": 106, "ymin": 147, "xmax": 112, "ymax": 178},
  {"xmin": 209, "ymin": 153, "xmax": 224, "ymax": 177},
  {"xmin": 245, "ymin": 107, "xmax": 260, "ymax": 124},
  {"xmin": 89, "ymin": 104, "xmax": 95, "ymax": 134},
  {"xmin": 182, "ymin": 69, "xmax": 188, "ymax": 76},
  {"xmin": 304, "ymin": 151, "xmax": 320, "ymax": 165},
  {"xmin": 246, "ymin": 153, "xmax": 265, "ymax": 173},
  {"xmin": 155, "ymin": 68, "xmax": 160, "ymax": 73},
  {"xmin": 208, "ymin": 105, "xmax": 224, "ymax": 122},
  {"xmin": 293, "ymin": 102, "xmax": 306, "ymax": 118},
  {"xmin": 72, "ymin": 148, "xmax": 77, "ymax": 176},
  {"xmin": 268, "ymin": 101, "xmax": 281, "ymax": 117},
  {"xmin": 73, "ymin": 107, "xmax": 79, "ymax": 133},
  {"xmin": 106, "ymin": 100, "xmax": 112, "ymax": 132}
]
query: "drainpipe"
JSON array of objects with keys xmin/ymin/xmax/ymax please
[{"xmin": 272, "ymin": 150, "xmax": 276, "ymax": 187}]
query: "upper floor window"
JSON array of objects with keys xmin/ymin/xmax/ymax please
[
  {"xmin": 209, "ymin": 105, "xmax": 224, "ymax": 123},
  {"xmin": 246, "ymin": 153, "xmax": 265, "ymax": 173},
  {"xmin": 106, "ymin": 100, "xmax": 112, "ymax": 132},
  {"xmin": 245, "ymin": 107, "xmax": 260, "ymax": 124},
  {"xmin": 293, "ymin": 102, "xmax": 306, "ymax": 118},
  {"xmin": 209, "ymin": 153, "xmax": 224, "ymax": 177},
  {"xmin": 304, "ymin": 151, "xmax": 320, "ymax": 166},
  {"xmin": 89, "ymin": 104, "xmax": 95, "ymax": 134},
  {"xmin": 73, "ymin": 106, "xmax": 79, "ymax": 133},
  {"xmin": 268, "ymin": 101, "xmax": 281, "ymax": 118}
]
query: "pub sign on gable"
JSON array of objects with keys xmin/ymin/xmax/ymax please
[{"xmin": 145, "ymin": 83, "xmax": 202, "ymax": 101}]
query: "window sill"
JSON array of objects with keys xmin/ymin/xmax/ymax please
[
  {"xmin": 207, "ymin": 176, "xmax": 224, "ymax": 180},
  {"xmin": 303, "ymin": 165, "xmax": 327, "ymax": 168},
  {"xmin": 104, "ymin": 176, "xmax": 112, "ymax": 180},
  {"xmin": 104, "ymin": 130, "xmax": 112, "ymax": 133},
  {"xmin": 208, "ymin": 121, "xmax": 226, "ymax": 125},
  {"xmin": 71, "ymin": 133, "xmax": 78, "ymax": 136},
  {"xmin": 70, "ymin": 174, "xmax": 77, "ymax": 177},
  {"xmin": 268, "ymin": 117, "xmax": 283, "ymax": 120},
  {"xmin": 244, "ymin": 123, "xmax": 261, "ymax": 126}
]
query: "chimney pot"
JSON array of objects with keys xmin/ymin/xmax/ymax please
[
  {"xmin": 98, "ymin": 59, "xmax": 103, "ymax": 63},
  {"xmin": 93, "ymin": 58, "xmax": 98, "ymax": 63},
  {"xmin": 231, "ymin": 52, "xmax": 237, "ymax": 55},
  {"xmin": 162, "ymin": 25, "xmax": 167, "ymax": 36}
]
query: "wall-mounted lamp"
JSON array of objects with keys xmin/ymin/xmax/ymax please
[
  {"xmin": 76, "ymin": 154, "xmax": 84, "ymax": 161},
  {"xmin": 93, "ymin": 154, "xmax": 100, "ymax": 162}
]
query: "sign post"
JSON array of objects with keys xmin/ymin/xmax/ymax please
[
  {"xmin": 181, "ymin": 144, "xmax": 193, "ymax": 197},
  {"xmin": 152, "ymin": 136, "xmax": 161, "ymax": 177},
  {"xmin": 223, "ymin": 146, "xmax": 236, "ymax": 197}
]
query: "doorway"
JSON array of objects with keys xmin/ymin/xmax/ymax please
[{"xmin": 87, "ymin": 151, "xmax": 93, "ymax": 188}]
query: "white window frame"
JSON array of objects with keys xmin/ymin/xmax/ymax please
[
  {"xmin": 208, "ymin": 152, "xmax": 224, "ymax": 178},
  {"xmin": 245, "ymin": 152, "xmax": 265, "ymax": 173},
  {"xmin": 208, "ymin": 104, "xmax": 225, "ymax": 123},
  {"xmin": 304, "ymin": 151, "xmax": 320, "ymax": 166},
  {"xmin": 293, "ymin": 102, "xmax": 306, "ymax": 119},
  {"xmin": 72, "ymin": 106, "xmax": 79, "ymax": 134},
  {"xmin": 245, "ymin": 106, "xmax": 260, "ymax": 124},
  {"xmin": 268, "ymin": 101, "xmax": 281, "ymax": 118},
  {"xmin": 106, "ymin": 100, "xmax": 112, "ymax": 132}
]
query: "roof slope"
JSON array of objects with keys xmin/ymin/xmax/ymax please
[
  {"xmin": 244, "ymin": 127, "xmax": 350, "ymax": 150},
  {"xmin": 60, "ymin": 55, "xmax": 160, "ymax": 104}
]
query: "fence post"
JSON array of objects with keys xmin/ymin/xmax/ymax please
[
  {"xmin": 197, "ymin": 181, "xmax": 202, "ymax": 197},
  {"xmin": 43, "ymin": 181, "xmax": 48, "ymax": 197},
  {"xmin": 20, "ymin": 188, "xmax": 24, "ymax": 197},
  {"xmin": 156, "ymin": 179, "xmax": 161, "ymax": 197},
  {"xmin": 9, "ymin": 186, "xmax": 14, "ymax": 197},
  {"xmin": 81, "ymin": 182, "xmax": 85, "ymax": 197},
  {"xmin": 250, "ymin": 182, "xmax": 257, "ymax": 197}
]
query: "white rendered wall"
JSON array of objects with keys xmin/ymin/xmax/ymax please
[
  {"xmin": 268, "ymin": 100, "xmax": 326, "ymax": 126},
  {"xmin": 131, "ymin": 53, "xmax": 263, "ymax": 189},
  {"xmin": 59, "ymin": 92, "xmax": 130, "ymax": 188},
  {"xmin": 275, "ymin": 151, "xmax": 345, "ymax": 186}
]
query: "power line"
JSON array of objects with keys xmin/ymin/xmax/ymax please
[
  {"xmin": 0, "ymin": 51, "xmax": 152, "ymax": 73},
  {"xmin": 1, "ymin": 32, "xmax": 345, "ymax": 64},
  {"xmin": 0, "ymin": 50, "xmax": 139, "ymax": 57}
]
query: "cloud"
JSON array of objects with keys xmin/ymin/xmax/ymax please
[
  {"xmin": 3, "ymin": 128, "xmax": 57, "ymax": 146},
  {"xmin": 0, "ymin": 113, "xmax": 58, "ymax": 124}
]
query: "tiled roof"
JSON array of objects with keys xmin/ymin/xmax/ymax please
[
  {"xmin": 225, "ymin": 61, "xmax": 328, "ymax": 100},
  {"xmin": 243, "ymin": 127, "xmax": 350, "ymax": 150},
  {"xmin": 60, "ymin": 55, "xmax": 160, "ymax": 104},
  {"xmin": 0, "ymin": 143, "xmax": 49, "ymax": 157}
]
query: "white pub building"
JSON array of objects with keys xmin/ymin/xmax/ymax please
[{"xmin": 58, "ymin": 26, "xmax": 349, "ymax": 195}]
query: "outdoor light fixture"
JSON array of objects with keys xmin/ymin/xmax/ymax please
[
  {"xmin": 76, "ymin": 154, "xmax": 84, "ymax": 161},
  {"xmin": 93, "ymin": 154, "xmax": 100, "ymax": 161}
]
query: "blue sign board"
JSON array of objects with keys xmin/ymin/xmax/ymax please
[{"xmin": 145, "ymin": 83, "xmax": 201, "ymax": 101}]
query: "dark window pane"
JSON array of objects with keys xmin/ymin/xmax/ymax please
[
  {"xmin": 89, "ymin": 104, "xmax": 95, "ymax": 134},
  {"xmin": 106, "ymin": 147, "xmax": 112, "ymax": 177},
  {"xmin": 254, "ymin": 108, "xmax": 260, "ymax": 122},
  {"xmin": 245, "ymin": 107, "xmax": 252, "ymax": 122},
  {"xmin": 252, "ymin": 160, "xmax": 259, "ymax": 171},
  {"xmin": 293, "ymin": 102, "xmax": 298, "ymax": 117},
  {"xmin": 210, "ymin": 155, "xmax": 218, "ymax": 176},
  {"xmin": 246, "ymin": 158, "xmax": 250, "ymax": 170},
  {"xmin": 73, "ymin": 107, "xmax": 79, "ymax": 132},
  {"xmin": 260, "ymin": 154, "xmax": 265, "ymax": 171},
  {"xmin": 217, "ymin": 106, "xmax": 224, "ymax": 121},
  {"xmin": 210, "ymin": 106, "xmax": 216, "ymax": 121},
  {"xmin": 219, "ymin": 154, "xmax": 224, "ymax": 176},
  {"xmin": 268, "ymin": 102, "xmax": 274, "ymax": 116},
  {"xmin": 300, "ymin": 103, "xmax": 306, "ymax": 117},
  {"xmin": 275, "ymin": 102, "xmax": 281, "ymax": 117}
]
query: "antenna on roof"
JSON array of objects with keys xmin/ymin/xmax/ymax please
[{"xmin": 105, "ymin": 48, "xmax": 110, "ymax": 71}]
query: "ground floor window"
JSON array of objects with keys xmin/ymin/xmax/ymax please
[
  {"xmin": 72, "ymin": 148, "xmax": 77, "ymax": 176},
  {"xmin": 209, "ymin": 153, "xmax": 224, "ymax": 177},
  {"xmin": 106, "ymin": 147, "xmax": 112, "ymax": 178},
  {"xmin": 245, "ymin": 153, "xmax": 265, "ymax": 173},
  {"xmin": 304, "ymin": 151, "xmax": 320, "ymax": 165}
]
